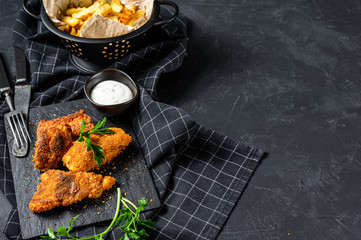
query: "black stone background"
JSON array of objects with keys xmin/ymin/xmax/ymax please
[{"xmin": 1, "ymin": 0, "xmax": 361, "ymax": 239}]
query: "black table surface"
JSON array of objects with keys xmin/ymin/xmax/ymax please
[{"xmin": 1, "ymin": 0, "xmax": 361, "ymax": 239}]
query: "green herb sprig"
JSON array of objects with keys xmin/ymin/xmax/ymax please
[
  {"xmin": 117, "ymin": 196, "xmax": 154, "ymax": 240},
  {"xmin": 77, "ymin": 117, "xmax": 115, "ymax": 166},
  {"xmin": 41, "ymin": 188, "xmax": 155, "ymax": 240}
]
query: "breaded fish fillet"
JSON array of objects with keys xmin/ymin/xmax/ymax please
[
  {"xmin": 38, "ymin": 109, "xmax": 94, "ymax": 140},
  {"xmin": 33, "ymin": 122, "xmax": 73, "ymax": 170},
  {"xmin": 29, "ymin": 170, "xmax": 116, "ymax": 213},
  {"xmin": 63, "ymin": 128, "xmax": 132, "ymax": 172},
  {"xmin": 33, "ymin": 110, "xmax": 94, "ymax": 171}
]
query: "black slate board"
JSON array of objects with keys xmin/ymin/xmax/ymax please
[{"xmin": 5, "ymin": 99, "xmax": 160, "ymax": 239}]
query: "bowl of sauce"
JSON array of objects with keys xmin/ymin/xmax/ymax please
[{"xmin": 84, "ymin": 69, "xmax": 139, "ymax": 117}]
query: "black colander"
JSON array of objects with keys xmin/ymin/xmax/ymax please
[{"xmin": 23, "ymin": 0, "xmax": 178, "ymax": 73}]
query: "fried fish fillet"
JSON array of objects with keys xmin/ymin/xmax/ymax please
[
  {"xmin": 38, "ymin": 110, "xmax": 94, "ymax": 140},
  {"xmin": 63, "ymin": 127, "xmax": 132, "ymax": 172},
  {"xmin": 33, "ymin": 110, "xmax": 94, "ymax": 171},
  {"xmin": 29, "ymin": 170, "xmax": 116, "ymax": 213},
  {"xmin": 32, "ymin": 122, "xmax": 73, "ymax": 170}
]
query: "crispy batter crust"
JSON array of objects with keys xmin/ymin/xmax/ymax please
[
  {"xmin": 33, "ymin": 122, "xmax": 73, "ymax": 170},
  {"xmin": 63, "ymin": 127, "xmax": 132, "ymax": 172},
  {"xmin": 39, "ymin": 109, "xmax": 94, "ymax": 139},
  {"xmin": 29, "ymin": 170, "xmax": 116, "ymax": 213},
  {"xmin": 32, "ymin": 110, "xmax": 94, "ymax": 171}
]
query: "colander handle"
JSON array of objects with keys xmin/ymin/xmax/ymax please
[
  {"xmin": 154, "ymin": 1, "xmax": 179, "ymax": 26},
  {"xmin": 23, "ymin": 0, "xmax": 41, "ymax": 21}
]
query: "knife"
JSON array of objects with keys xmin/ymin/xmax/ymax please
[
  {"xmin": 13, "ymin": 46, "xmax": 31, "ymax": 157},
  {"xmin": 13, "ymin": 46, "xmax": 31, "ymax": 121}
]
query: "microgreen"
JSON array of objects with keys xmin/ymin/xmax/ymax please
[
  {"xmin": 77, "ymin": 117, "xmax": 115, "ymax": 166},
  {"xmin": 41, "ymin": 188, "xmax": 154, "ymax": 240}
]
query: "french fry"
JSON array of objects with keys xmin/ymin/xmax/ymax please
[
  {"xmin": 119, "ymin": 5, "xmax": 136, "ymax": 24},
  {"xmin": 74, "ymin": 20, "xmax": 84, "ymax": 31},
  {"xmin": 61, "ymin": 16, "xmax": 80, "ymax": 27},
  {"xmin": 71, "ymin": 0, "xmax": 107, "ymax": 20},
  {"xmin": 70, "ymin": 27, "xmax": 77, "ymax": 36},
  {"xmin": 127, "ymin": 8, "xmax": 146, "ymax": 26},
  {"xmin": 110, "ymin": 0, "xmax": 124, "ymax": 13},
  {"xmin": 66, "ymin": 7, "xmax": 85, "ymax": 16},
  {"xmin": 94, "ymin": 4, "xmax": 112, "ymax": 17},
  {"xmin": 134, "ymin": 8, "xmax": 146, "ymax": 18},
  {"xmin": 59, "ymin": 0, "xmax": 147, "ymax": 37}
]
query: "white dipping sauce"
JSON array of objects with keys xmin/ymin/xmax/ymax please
[{"xmin": 90, "ymin": 80, "xmax": 133, "ymax": 105}]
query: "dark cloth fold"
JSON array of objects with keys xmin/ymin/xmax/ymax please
[{"xmin": 1, "ymin": 1, "xmax": 264, "ymax": 239}]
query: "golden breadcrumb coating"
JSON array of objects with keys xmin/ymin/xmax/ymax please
[
  {"xmin": 29, "ymin": 170, "xmax": 116, "ymax": 213},
  {"xmin": 63, "ymin": 128, "xmax": 132, "ymax": 172},
  {"xmin": 39, "ymin": 109, "xmax": 94, "ymax": 140},
  {"xmin": 33, "ymin": 122, "xmax": 73, "ymax": 171},
  {"xmin": 32, "ymin": 110, "xmax": 94, "ymax": 171}
]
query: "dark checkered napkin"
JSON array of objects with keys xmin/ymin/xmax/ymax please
[{"xmin": 1, "ymin": 0, "xmax": 264, "ymax": 239}]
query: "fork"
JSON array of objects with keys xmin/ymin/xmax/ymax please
[{"xmin": 0, "ymin": 56, "xmax": 30, "ymax": 157}]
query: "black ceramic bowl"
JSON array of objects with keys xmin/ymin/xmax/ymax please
[
  {"xmin": 84, "ymin": 69, "xmax": 139, "ymax": 117},
  {"xmin": 23, "ymin": 0, "xmax": 178, "ymax": 73}
]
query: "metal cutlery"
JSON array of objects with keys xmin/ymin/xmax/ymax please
[
  {"xmin": 12, "ymin": 46, "xmax": 32, "ymax": 156},
  {"xmin": 14, "ymin": 46, "xmax": 31, "ymax": 121},
  {"xmin": 0, "ymin": 54, "xmax": 30, "ymax": 157}
]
